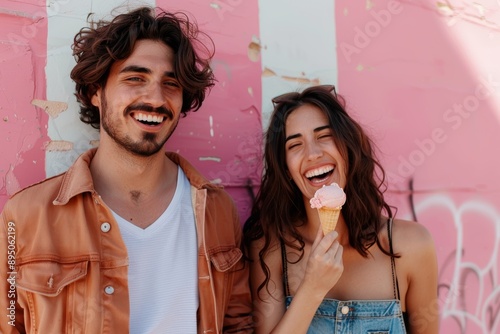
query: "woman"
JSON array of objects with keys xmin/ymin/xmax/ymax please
[{"xmin": 244, "ymin": 85, "xmax": 438, "ymax": 333}]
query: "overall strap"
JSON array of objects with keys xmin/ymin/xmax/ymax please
[
  {"xmin": 387, "ymin": 217, "xmax": 401, "ymax": 300},
  {"xmin": 280, "ymin": 239, "xmax": 291, "ymax": 297}
]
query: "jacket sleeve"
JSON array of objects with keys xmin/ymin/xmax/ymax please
[
  {"xmin": 0, "ymin": 208, "xmax": 24, "ymax": 333},
  {"xmin": 222, "ymin": 204, "xmax": 254, "ymax": 333}
]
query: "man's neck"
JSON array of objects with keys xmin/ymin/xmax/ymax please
[{"xmin": 90, "ymin": 145, "xmax": 178, "ymax": 228}]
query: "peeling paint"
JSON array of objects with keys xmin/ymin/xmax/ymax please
[
  {"xmin": 262, "ymin": 67, "xmax": 321, "ymax": 84},
  {"xmin": 248, "ymin": 36, "xmax": 261, "ymax": 62},
  {"xmin": 281, "ymin": 76, "xmax": 320, "ymax": 85},
  {"xmin": 44, "ymin": 140, "xmax": 73, "ymax": 152},
  {"xmin": 210, "ymin": 178, "xmax": 222, "ymax": 184},
  {"xmin": 0, "ymin": 8, "xmax": 42, "ymax": 20},
  {"xmin": 0, "ymin": 1, "xmax": 48, "ymax": 209},
  {"xmin": 209, "ymin": 2, "xmax": 221, "ymax": 10},
  {"xmin": 436, "ymin": 1, "xmax": 454, "ymax": 15},
  {"xmin": 199, "ymin": 157, "xmax": 222, "ymax": 162},
  {"xmin": 473, "ymin": 2, "xmax": 485, "ymax": 17},
  {"xmin": 5, "ymin": 166, "xmax": 20, "ymax": 195},
  {"xmin": 32, "ymin": 99, "xmax": 68, "ymax": 118},
  {"xmin": 415, "ymin": 1, "xmax": 500, "ymax": 29},
  {"xmin": 209, "ymin": 115, "xmax": 214, "ymax": 137},
  {"xmin": 262, "ymin": 67, "xmax": 277, "ymax": 77}
]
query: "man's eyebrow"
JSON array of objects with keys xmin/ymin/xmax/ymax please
[
  {"xmin": 119, "ymin": 66, "xmax": 176, "ymax": 78},
  {"xmin": 164, "ymin": 71, "xmax": 176, "ymax": 78},
  {"xmin": 285, "ymin": 125, "xmax": 330, "ymax": 143},
  {"xmin": 120, "ymin": 65, "xmax": 151, "ymax": 74}
]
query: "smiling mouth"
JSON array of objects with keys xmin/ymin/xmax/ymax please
[
  {"xmin": 132, "ymin": 112, "xmax": 165, "ymax": 126},
  {"xmin": 305, "ymin": 165, "xmax": 334, "ymax": 182}
]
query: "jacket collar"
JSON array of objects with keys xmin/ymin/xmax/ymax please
[
  {"xmin": 165, "ymin": 152, "xmax": 221, "ymax": 191},
  {"xmin": 53, "ymin": 148, "xmax": 97, "ymax": 205},
  {"xmin": 53, "ymin": 148, "xmax": 221, "ymax": 205}
]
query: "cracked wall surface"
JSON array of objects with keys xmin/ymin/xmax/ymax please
[
  {"xmin": 1, "ymin": 0, "xmax": 499, "ymax": 332},
  {"xmin": 0, "ymin": 1, "xmax": 49, "ymax": 206}
]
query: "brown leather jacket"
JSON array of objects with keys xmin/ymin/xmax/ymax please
[{"xmin": 0, "ymin": 149, "xmax": 253, "ymax": 333}]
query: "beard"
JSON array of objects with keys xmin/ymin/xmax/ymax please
[{"xmin": 100, "ymin": 90, "xmax": 178, "ymax": 157}]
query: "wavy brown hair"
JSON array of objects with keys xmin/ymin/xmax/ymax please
[
  {"xmin": 243, "ymin": 85, "xmax": 394, "ymax": 297},
  {"xmin": 70, "ymin": 6, "xmax": 215, "ymax": 129}
]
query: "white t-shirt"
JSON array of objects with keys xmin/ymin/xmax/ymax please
[{"xmin": 112, "ymin": 167, "xmax": 198, "ymax": 334}]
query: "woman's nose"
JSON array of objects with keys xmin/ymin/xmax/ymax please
[{"xmin": 305, "ymin": 141, "xmax": 323, "ymax": 160}]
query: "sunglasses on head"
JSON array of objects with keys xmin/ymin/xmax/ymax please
[{"xmin": 271, "ymin": 85, "xmax": 337, "ymax": 105}]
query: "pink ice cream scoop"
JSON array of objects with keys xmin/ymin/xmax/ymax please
[{"xmin": 310, "ymin": 183, "xmax": 346, "ymax": 209}]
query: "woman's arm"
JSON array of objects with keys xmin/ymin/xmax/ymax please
[
  {"xmin": 249, "ymin": 228, "xmax": 343, "ymax": 334},
  {"xmin": 402, "ymin": 221, "xmax": 439, "ymax": 333}
]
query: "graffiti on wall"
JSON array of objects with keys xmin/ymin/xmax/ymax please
[{"xmin": 395, "ymin": 193, "xmax": 499, "ymax": 334}]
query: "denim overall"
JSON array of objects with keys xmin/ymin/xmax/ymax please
[{"xmin": 282, "ymin": 219, "xmax": 408, "ymax": 333}]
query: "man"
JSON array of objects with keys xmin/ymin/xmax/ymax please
[{"xmin": 0, "ymin": 7, "xmax": 253, "ymax": 333}]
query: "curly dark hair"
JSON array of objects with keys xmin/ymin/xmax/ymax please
[
  {"xmin": 243, "ymin": 85, "xmax": 395, "ymax": 297},
  {"xmin": 70, "ymin": 6, "xmax": 215, "ymax": 129}
]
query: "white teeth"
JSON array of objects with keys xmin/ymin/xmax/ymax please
[
  {"xmin": 305, "ymin": 166, "xmax": 334, "ymax": 178},
  {"xmin": 133, "ymin": 113, "xmax": 164, "ymax": 123}
]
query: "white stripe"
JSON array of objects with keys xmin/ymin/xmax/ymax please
[{"xmin": 258, "ymin": 0, "xmax": 338, "ymax": 129}]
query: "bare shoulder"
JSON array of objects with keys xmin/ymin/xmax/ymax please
[
  {"xmin": 392, "ymin": 219, "xmax": 439, "ymax": 333},
  {"xmin": 248, "ymin": 235, "xmax": 285, "ymax": 308},
  {"xmin": 392, "ymin": 218, "xmax": 435, "ymax": 249},
  {"xmin": 391, "ymin": 218, "xmax": 437, "ymax": 268},
  {"xmin": 249, "ymin": 236, "xmax": 281, "ymax": 264}
]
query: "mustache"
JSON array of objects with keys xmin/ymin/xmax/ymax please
[{"xmin": 125, "ymin": 103, "xmax": 174, "ymax": 120}]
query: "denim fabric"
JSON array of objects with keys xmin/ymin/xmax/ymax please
[{"xmin": 285, "ymin": 297, "xmax": 407, "ymax": 333}]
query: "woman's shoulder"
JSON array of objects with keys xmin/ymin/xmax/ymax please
[
  {"xmin": 248, "ymin": 235, "xmax": 282, "ymax": 261},
  {"xmin": 391, "ymin": 218, "xmax": 436, "ymax": 261},
  {"xmin": 392, "ymin": 218, "xmax": 434, "ymax": 242}
]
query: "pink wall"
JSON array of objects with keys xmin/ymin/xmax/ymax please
[
  {"xmin": 1, "ymin": 1, "xmax": 499, "ymax": 332},
  {"xmin": 337, "ymin": 1, "xmax": 500, "ymax": 332},
  {"xmin": 0, "ymin": 1, "xmax": 48, "ymax": 208},
  {"xmin": 157, "ymin": 0, "xmax": 263, "ymax": 220}
]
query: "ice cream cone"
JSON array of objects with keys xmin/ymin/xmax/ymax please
[{"xmin": 317, "ymin": 207, "xmax": 341, "ymax": 235}]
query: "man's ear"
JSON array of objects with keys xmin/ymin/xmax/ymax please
[{"xmin": 91, "ymin": 88, "xmax": 101, "ymax": 109}]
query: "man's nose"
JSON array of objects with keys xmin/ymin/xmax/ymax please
[{"xmin": 143, "ymin": 82, "xmax": 165, "ymax": 108}]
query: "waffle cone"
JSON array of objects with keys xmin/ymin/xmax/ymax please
[{"xmin": 317, "ymin": 207, "xmax": 341, "ymax": 235}]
